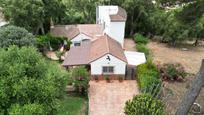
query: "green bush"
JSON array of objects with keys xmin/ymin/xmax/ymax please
[
  {"xmin": 136, "ymin": 44, "xmax": 150, "ymax": 57},
  {"xmin": 37, "ymin": 34, "xmax": 68, "ymax": 51},
  {"xmin": 158, "ymin": 63, "xmax": 187, "ymax": 81},
  {"xmin": 124, "ymin": 93, "xmax": 165, "ymax": 115},
  {"xmin": 71, "ymin": 66, "xmax": 90, "ymax": 95},
  {"xmin": 8, "ymin": 103, "xmax": 45, "ymax": 115},
  {"xmin": 133, "ymin": 33, "xmax": 149, "ymax": 44},
  {"xmin": 137, "ymin": 59, "xmax": 161, "ymax": 97},
  {"xmin": 0, "ymin": 46, "xmax": 68, "ymax": 114},
  {"xmin": 0, "ymin": 26, "xmax": 36, "ymax": 48}
]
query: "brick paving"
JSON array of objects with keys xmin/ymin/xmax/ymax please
[{"xmin": 88, "ymin": 80, "xmax": 139, "ymax": 115}]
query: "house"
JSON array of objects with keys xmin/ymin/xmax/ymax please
[{"xmin": 51, "ymin": 6, "xmax": 146, "ymax": 79}]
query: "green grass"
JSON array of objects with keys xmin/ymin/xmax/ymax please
[{"xmin": 58, "ymin": 95, "xmax": 87, "ymax": 115}]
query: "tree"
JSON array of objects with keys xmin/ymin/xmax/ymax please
[
  {"xmin": 122, "ymin": 0, "xmax": 158, "ymax": 36},
  {"xmin": 176, "ymin": 0, "xmax": 204, "ymax": 46},
  {"xmin": 0, "ymin": 26, "xmax": 36, "ymax": 48},
  {"xmin": 124, "ymin": 93, "xmax": 165, "ymax": 115},
  {"xmin": 0, "ymin": 46, "xmax": 68, "ymax": 114},
  {"xmin": 1, "ymin": 0, "xmax": 66, "ymax": 34},
  {"xmin": 176, "ymin": 60, "xmax": 204, "ymax": 115}
]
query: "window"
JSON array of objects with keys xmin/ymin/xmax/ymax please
[
  {"xmin": 74, "ymin": 42, "xmax": 81, "ymax": 46},
  {"xmin": 102, "ymin": 66, "xmax": 114, "ymax": 74}
]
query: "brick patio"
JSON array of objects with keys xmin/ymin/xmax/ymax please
[{"xmin": 88, "ymin": 80, "xmax": 139, "ymax": 115}]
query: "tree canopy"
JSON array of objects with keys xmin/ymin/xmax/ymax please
[
  {"xmin": 0, "ymin": 26, "xmax": 36, "ymax": 48},
  {"xmin": 0, "ymin": 46, "xmax": 68, "ymax": 114}
]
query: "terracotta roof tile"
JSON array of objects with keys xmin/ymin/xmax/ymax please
[
  {"xmin": 62, "ymin": 35, "xmax": 127, "ymax": 66},
  {"xmin": 51, "ymin": 24, "xmax": 103, "ymax": 40},
  {"xmin": 110, "ymin": 7, "xmax": 127, "ymax": 22},
  {"xmin": 62, "ymin": 42, "xmax": 91, "ymax": 66}
]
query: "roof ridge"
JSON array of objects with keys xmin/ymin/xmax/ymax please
[{"xmin": 105, "ymin": 35, "xmax": 110, "ymax": 53}]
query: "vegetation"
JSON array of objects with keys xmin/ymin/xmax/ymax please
[
  {"xmin": 137, "ymin": 59, "xmax": 161, "ymax": 97},
  {"xmin": 71, "ymin": 66, "xmax": 90, "ymax": 95},
  {"xmin": 136, "ymin": 44, "xmax": 150, "ymax": 57},
  {"xmin": 0, "ymin": 0, "xmax": 66, "ymax": 34},
  {"xmin": 58, "ymin": 95, "xmax": 87, "ymax": 115},
  {"xmin": 0, "ymin": 26, "xmax": 36, "ymax": 48},
  {"xmin": 37, "ymin": 34, "xmax": 68, "ymax": 51},
  {"xmin": 0, "ymin": 46, "xmax": 68, "ymax": 114},
  {"xmin": 133, "ymin": 33, "xmax": 149, "ymax": 45},
  {"xmin": 1, "ymin": 0, "xmax": 204, "ymax": 47},
  {"xmin": 124, "ymin": 93, "xmax": 165, "ymax": 115},
  {"xmin": 158, "ymin": 63, "xmax": 187, "ymax": 81}
]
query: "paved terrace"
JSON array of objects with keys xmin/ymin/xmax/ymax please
[{"xmin": 89, "ymin": 80, "xmax": 139, "ymax": 115}]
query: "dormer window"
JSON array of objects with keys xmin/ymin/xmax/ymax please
[{"xmin": 74, "ymin": 42, "xmax": 81, "ymax": 46}]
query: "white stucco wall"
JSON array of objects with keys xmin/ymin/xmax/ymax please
[
  {"xmin": 90, "ymin": 54, "xmax": 126, "ymax": 75},
  {"xmin": 96, "ymin": 6, "xmax": 126, "ymax": 48},
  {"xmin": 71, "ymin": 33, "xmax": 92, "ymax": 47},
  {"xmin": 106, "ymin": 22, "xmax": 125, "ymax": 47},
  {"xmin": 96, "ymin": 6, "xmax": 118, "ymax": 24}
]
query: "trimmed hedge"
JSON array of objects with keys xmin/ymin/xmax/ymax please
[
  {"xmin": 137, "ymin": 59, "xmax": 161, "ymax": 97},
  {"xmin": 133, "ymin": 33, "xmax": 149, "ymax": 45},
  {"xmin": 136, "ymin": 44, "xmax": 150, "ymax": 57}
]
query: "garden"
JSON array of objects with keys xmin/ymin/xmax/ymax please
[
  {"xmin": 124, "ymin": 34, "xmax": 190, "ymax": 115},
  {"xmin": 0, "ymin": 25, "xmax": 89, "ymax": 115}
]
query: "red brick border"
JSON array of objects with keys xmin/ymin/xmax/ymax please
[{"xmin": 91, "ymin": 75, "xmax": 125, "ymax": 80}]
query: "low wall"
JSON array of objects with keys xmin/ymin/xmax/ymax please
[{"xmin": 91, "ymin": 75, "xmax": 125, "ymax": 80}]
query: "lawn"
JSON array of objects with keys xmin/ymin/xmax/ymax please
[{"xmin": 58, "ymin": 95, "xmax": 87, "ymax": 115}]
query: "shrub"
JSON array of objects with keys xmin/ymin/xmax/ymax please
[
  {"xmin": 37, "ymin": 34, "xmax": 67, "ymax": 51},
  {"xmin": 133, "ymin": 33, "xmax": 149, "ymax": 44},
  {"xmin": 71, "ymin": 66, "xmax": 90, "ymax": 95},
  {"xmin": 0, "ymin": 46, "xmax": 68, "ymax": 114},
  {"xmin": 158, "ymin": 63, "xmax": 187, "ymax": 81},
  {"xmin": 136, "ymin": 44, "xmax": 150, "ymax": 57},
  {"xmin": 0, "ymin": 26, "xmax": 36, "ymax": 48},
  {"xmin": 124, "ymin": 93, "xmax": 165, "ymax": 115},
  {"xmin": 137, "ymin": 59, "xmax": 161, "ymax": 97},
  {"xmin": 8, "ymin": 103, "xmax": 45, "ymax": 115},
  {"xmin": 105, "ymin": 76, "xmax": 110, "ymax": 82}
]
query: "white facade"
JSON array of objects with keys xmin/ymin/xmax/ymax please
[
  {"xmin": 71, "ymin": 33, "xmax": 92, "ymax": 47},
  {"xmin": 96, "ymin": 6, "xmax": 126, "ymax": 47},
  {"xmin": 106, "ymin": 22, "xmax": 125, "ymax": 47},
  {"xmin": 90, "ymin": 54, "xmax": 126, "ymax": 75},
  {"xmin": 96, "ymin": 6, "xmax": 118, "ymax": 24}
]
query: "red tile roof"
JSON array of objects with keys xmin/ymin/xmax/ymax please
[
  {"xmin": 50, "ymin": 24, "xmax": 103, "ymax": 40},
  {"xmin": 110, "ymin": 7, "xmax": 127, "ymax": 22},
  {"xmin": 62, "ymin": 35, "xmax": 127, "ymax": 66}
]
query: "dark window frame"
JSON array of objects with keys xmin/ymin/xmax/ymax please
[{"xmin": 102, "ymin": 66, "xmax": 114, "ymax": 74}]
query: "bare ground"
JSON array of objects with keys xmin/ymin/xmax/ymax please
[
  {"xmin": 147, "ymin": 41, "xmax": 204, "ymax": 115},
  {"xmin": 124, "ymin": 38, "xmax": 136, "ymax": 51},
  {"xmin": 147, "ymin": 41, "xmax": 204, "ymax": 74}
]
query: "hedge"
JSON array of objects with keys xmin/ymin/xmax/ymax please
[
  {"xmin": 137, "ymin": 59, "xmax": 161, "ymax": 97},
  {"xmin": 133, "ymin": 33, "xmax": 149, "ymax": 45}
]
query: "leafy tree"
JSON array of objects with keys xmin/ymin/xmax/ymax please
[
  {"xmin": 71, "ymin": 66, "xmax": 90, "ymax": 95},
  {"xmin": 177, "ymin": 0, "xmax": 204, "ymax": 46},
  {"xmin": 1, "ymin": 0, "xmax": 66, "ymax": 34},
  {"xmin": 124, "ymin": 94, "xmax": 165, "ymax": 115},
  {"xmin": 0, "ymin": 26, "xmax": 36, "ymax": 48},
  {"xmin": 0, "ymin": 46, "xmax": 68, "ymax": 114},
  {"xmin": 37, "ymin": 34, "xmax": 67, "ymax": 51},
  {"xmin": 122, "ymin": 0, "xmax": 158, "ymax": 36}
]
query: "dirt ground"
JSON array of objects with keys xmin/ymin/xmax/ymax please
[
  {"xmin": 147, "ymin": 41, "xmax": 204, "ymax": 74},
  {"xmin": 124, "ymin": 39, "xmax": 136, "ymax": 51},
  {"xmin": 147, "ymin": 41, "xmax": 204, "ymax": 115}
]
